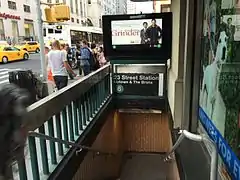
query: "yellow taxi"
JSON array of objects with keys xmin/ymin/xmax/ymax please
[
  {"xmin": 15, "ymin": 41, "xmax": 40, "ymax": 53},
  {"xmin": 0, "ymin": 46, "xmax": 29, "ymax": 64}
]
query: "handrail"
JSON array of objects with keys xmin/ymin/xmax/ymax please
[
  {"xmin": 23, "ymin": 64, "xmax": 111, "ymax": 132},
  {"xmin": 28, "ymin": 131, "xmax": 115, "ymax": 156},
  {"xmin": 8, "ymin": 64, "xmax": 112, "ymax": 180},
  {"xmin": 164, "ymin": 130, "xmax": 218, "ymax": 180}
]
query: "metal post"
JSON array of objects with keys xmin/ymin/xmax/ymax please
[
  {"xmin": 202, "ymin": 136, "xmax": 218, "ymax": 180},
  {"xmin": 164, "ymin": 130, "xmax": 218, "ymax": 180},
  {"xmin": 35, "ymin": 0, "xmax": 47, "ymax": 81}
]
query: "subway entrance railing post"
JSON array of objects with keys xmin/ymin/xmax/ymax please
[
  {"xmin": 11, "ymin": 65, "xmax": 111, "ymax": 180},
  {"xmin": 164, "ymin": 129, "xmax": 218, "ymax": 180}
]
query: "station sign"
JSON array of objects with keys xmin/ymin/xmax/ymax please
[{"xmin": 113, "ymin": 73, "xmax": 164, "ymax": 96}]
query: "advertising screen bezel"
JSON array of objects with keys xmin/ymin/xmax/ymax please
[{"xmin": 102, "ymin": 13, "xmax": 172, "ymax": 60}]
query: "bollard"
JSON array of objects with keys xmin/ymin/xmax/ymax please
[{"xmin": 0, "ymin": 84, "xmax": 30, "ymax": 179}]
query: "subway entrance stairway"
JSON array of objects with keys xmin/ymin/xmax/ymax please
[
  {"xmin": 69, "ymin": 110, "xmax": 180, "ymax": 180},
  {"xmin": 14, "ymin": 65, "xmax": 212, "ymax": 180}
]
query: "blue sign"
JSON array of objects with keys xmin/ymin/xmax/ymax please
[{"xmin": 199, "ymin": 107, "xmax": 240, "ymax": 180}]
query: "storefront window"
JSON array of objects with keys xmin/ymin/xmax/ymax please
[
  {"xmin": 70, "ymin": 30, "xmax": 88, "ymax": 45},
  {"xmin": 11, "ymin": 21, "xmax": 19, "ymax": 44},
  {"xmin": 198, "ymin": 0, "xmax": 240, "ymax": 179},
  {"xmin": 91, "ymin": 33, "xmax": 103, "ymax": 43},
  {"xmin": 0, "ymin": 19, "xmax": 5, "ymax": 40},
  {"xmin": 24, "ymin": 23, "xmax": 34, "ymax": 37}
]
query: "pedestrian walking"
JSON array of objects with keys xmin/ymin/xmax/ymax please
[{"xmin": 47, "ymin": 40, "xmax": 76, "ymax": 90}]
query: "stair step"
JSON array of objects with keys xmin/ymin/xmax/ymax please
[{"xmin": 120, "ymin": 153, "xmax": 169, "ymax": 180}]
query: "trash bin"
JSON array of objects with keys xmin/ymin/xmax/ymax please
[{"xmin": 9, "ymin": 70, "xmax": 37, "ymax": 104}]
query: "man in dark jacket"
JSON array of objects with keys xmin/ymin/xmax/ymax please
[
  {"xmin": 146, "ymin": 18, "xmax": 162, "ymax": 45},
  {"xmin": 140, "ymin": 22, "xmax": 148, "ymax": 44},
  {"xmin": 64, "ymin": 43, "xmax": 74, "ymax": 79},
  {"xmin": 76, "ymin": 43, "xmax": 82, "ymax": 76},
  {"xmin": 65, "ymin": 44, "xmax": 73, "ymax": 67}
]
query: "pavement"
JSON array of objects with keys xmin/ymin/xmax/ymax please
[{"xmin": 0, "ymin": 53, "xmax": 78, "ymax": 88}]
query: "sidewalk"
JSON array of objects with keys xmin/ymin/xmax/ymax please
[{"xmin": 47, "ymin": 70, "xmax": 83, "ymax": 94}]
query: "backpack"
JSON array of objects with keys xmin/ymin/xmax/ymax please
[
  {"xmin": 75, "ymin": 49, "xmax": 81, "ymax": 61},
  {"xmin": 86, "ymin": 48, "xmax": 96, "ymax": 70}
]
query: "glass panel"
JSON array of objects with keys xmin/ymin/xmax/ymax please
[
  {"xmin": 11, "ymin": 21, "xmax": 19, "ymax": 44},
  {"xmin": 0, "ymin": 19, "xmax": 5, "ymax": 40},
  {"xmin": 198, "ymin": 0, "xmax": 240, "ymax": 179}
]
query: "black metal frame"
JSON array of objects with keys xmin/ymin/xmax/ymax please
[
  {"xmin": 171, "ymin": 128, "xmax": 211, "ymax": 180},
  {"xmin": 112, "ymin": 63, "xmax": 168, "ymax": 111},
  {"xmin": 102, "ymin": 13, "xmax": 172, "ymax": 61},
  {"xmin": 113, "ymin": 96, "xmax": 166, "ymax": 111}
]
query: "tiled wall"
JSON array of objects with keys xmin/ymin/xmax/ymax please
[{"xmin": 72, "ymin": 111, "xmax": 171, "ymax": 179}]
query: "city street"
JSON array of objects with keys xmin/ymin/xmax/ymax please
[
  {"xmin": 0, "ymin": 53, "xmax": 79, "ymax": 87},
  {"xmin": 0, "ymin": 53, "xmax": 42, "ymax": 72},
  {"xmin": 0, "ymin": 53, "xmax": 42, "ymax": 86}
]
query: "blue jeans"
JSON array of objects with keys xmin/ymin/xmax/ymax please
[
  {"xmin": 82, "ymin": 65, "xmax": 90, "ymax": 76},
  {"xmin": 53, "ymin": 76, "xmax": 68, "ymax": 90}
]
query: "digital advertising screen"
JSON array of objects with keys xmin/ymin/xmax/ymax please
[
  {"xmin": 102, "ymin": 13, "xmax": 172, "ymax": 61},
  {"xmin": 111, "ymin": 18, "xmax": 163, "ymax": 48}
]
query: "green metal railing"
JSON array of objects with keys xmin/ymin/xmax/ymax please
[{"xmin": 13, "ymin": 65, "xmax": 111, "ymax": 180}]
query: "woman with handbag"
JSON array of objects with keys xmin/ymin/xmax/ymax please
[{"xmin": 45, "ymin": 46, "xmax": 56, "ymax": 93}]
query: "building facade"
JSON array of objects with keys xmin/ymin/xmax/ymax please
[
  {"xmin": 127, "ymin": 0, "xmax": 136, "ymax": 14},
  {"xmin": 87, "ymin": 0, "xmax": 103, "ymax": 27},
  {"xmin": 0, "ymin": 0, "xmax": 38, "ymax": 43},
  {"xmin": 153, "ymin": 0, "xmax": 171, "ymax": 13},
  {"xmin": 41, "ymin": 0, "xmax": 103, "ymax": 45},
  {"xmin": 41, "ymin": 0, "xmax": 89, "ymax": 27},
  {"xmin": 102, "ymin": 0, "xmax": 117, "ymax": 15},
  {"xmin": 116, "ymin": 0, "xmax": 127, "ymax": 14},
  {"xmin": 127, "ymin": 0, "xmax": 153, "ymax": 14}
]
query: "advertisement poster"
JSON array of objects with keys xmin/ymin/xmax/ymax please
[
  {"xmin": 199, "ymin": 0, "xmax": 240, "ymax": 179},
  {"xmin": 221, "ymin": 0, "xmax": 240, "ymax": 9},
  {"xmin": 222, "ymin": 15, "xmax": 240, "ymax": 41},
  {"xmin": 111, "ymin": 19, "xmax": 162, "ymax": 45}
]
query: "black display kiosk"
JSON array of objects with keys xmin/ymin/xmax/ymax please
[{"xmin": 102, "ymin": 12, "xmax": 172, "ymax": 110}]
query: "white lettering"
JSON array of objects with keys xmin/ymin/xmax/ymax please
[
  {"xmin": 141, "ymin": 81, "xmax": 153, "ymax": 84},
  {"xmin": 222, "ymin": 143, "xmax": 227, "ymax": 158},
  {"xmin": 121, "ymin": 75, "xmax": 138, "ymax": 81},
  {"xmin": 115, "ymin": 80, "xmax": 128, "ymax": 84},
  {"xmin": 219, "ymin": 138, "xmax": 226, "ymax": 158},
  {"xmin": 233, "ymin": 160, "xmax": 240, "ymax": 179},
  {"xmin": 139, "ymin": 75, "xmax": 159, "ymax": 81},
  {"xmin": 199, "ymin": 107, "xmax": 240, "ymax": 180},
  {"xmin": 210, "ymin": 128, "xmax": 218, "ymax": 144},
  {"xmin": 133, "ymin": 80, "xmax": 140, "ymax": 84},
  {"xmin": 226, "ymin": 150, "xmax": 232, "ymax": 168}
]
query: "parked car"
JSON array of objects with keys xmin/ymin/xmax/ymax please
[{"xmin": 0, "ymin": 46, "xmax": 29, "ymax": 63}]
